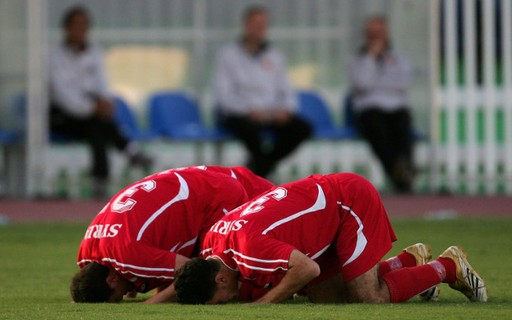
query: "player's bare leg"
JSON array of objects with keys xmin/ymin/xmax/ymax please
[
  {"xmin": 306, "ymin": 274, "xmax": 348, "ymax": 303},
  {"xmin": 307, "ymin": 244, "xmax": 440, "ymax": 304},
  {"xmin": 345, "ymin": 264, "xmax": 390, "ymax": 303},
  {"xmin": 378, "ymin": 243, "xmax": 440, "ymax": 301},
  {"xmin": 344, "ymin": 261, "xmax": 444, "ymax": 303},
  {"xmin": 345, "ymin": 246, "xmax": 487, "ymax": 303}
]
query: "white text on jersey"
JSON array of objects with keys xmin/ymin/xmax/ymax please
[
  {"xmin": 210, "ymin": 220, "xmax": 248, "ymax": 235},
  {"xmin": 84, "ymin": 224, "xmax": 122, "ymax": 239}
]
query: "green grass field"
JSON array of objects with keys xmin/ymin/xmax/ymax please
[{"xmin": 1, "ymin": 217, "xmax": 511, "ymax": 319}]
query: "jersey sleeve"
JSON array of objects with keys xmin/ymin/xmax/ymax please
[
  {"xmin": 107, "ymin": 241, "xmax": 178, "ymax": 292},
  {"xmin": 233, "ymin": 236, "xmax": 295, "ymax": 281}
]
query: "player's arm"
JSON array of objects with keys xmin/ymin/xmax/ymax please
[
  {"xmin": 144, "ymin": 283, "xmax": 177, "ymax": 304},
  {"xmin": 252, "ymin": 249, "xmax": 320, "ymax": 304},
  {"xmin": 144, "ymin": 254, "xmax": 189, "ymax": 304}
]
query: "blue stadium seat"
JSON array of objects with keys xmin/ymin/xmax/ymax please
[
  {"xmin": 0, "ymin": 96, "xmax": 20, "ymax": 145},
  {"xmin": 148, "ymin": 91, "xmax": 223, "ymax": 141},
  {"xmin": 113, "ymin": 97, "xmax": 157, "ymax": 141},
  {"xmin": 297, "ymin": 91, "xmax": 354, "ymax": 140},
  {"xmin": 0, "ymin": 95, "xmax": 24, "ymax": 144},
  {"xmin": 10, "ymin": 93, "xmax": 72, "ymax": 143},
  {"xmin": 13, "ymin": 94, "xmax": 157, "ymax": 143},
  {"xmin": 0, "ymin": 130, "xmax": 18, "ymax": 144},
  {"xmin": 14, "ymin": 94, "xmax": 156, "ymax": 143}
]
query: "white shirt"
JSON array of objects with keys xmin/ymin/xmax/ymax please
[
  {"xmin": 348, "ymin": 50, "xmax": 412, "ymax": 113},
  {"xmin": 49, "ymin": 43, "xmax": 111, "ymax": 118},
  {"xmin": 214, "ymin": 41, "xmax": 296, "ymax": 116}
]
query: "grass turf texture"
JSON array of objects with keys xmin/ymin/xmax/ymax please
[{"xmin": 0, "ymin": 218, "xmax": 511, "ymax": 319}]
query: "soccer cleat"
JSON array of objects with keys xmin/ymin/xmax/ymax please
[
  {"xmin": 439, "ymin": 246, "xmax": 488, "ymax": 302},
  {"xmin": 403, "ymin": 243, "xmax": 440, "ymax": 302},
  {"xmin": 419, "ymin": 286, "xmax": 440, "ymax": 302},
  {"xmin": 404, "ymin": 243, "xmax": 432, "ymax": 266}
]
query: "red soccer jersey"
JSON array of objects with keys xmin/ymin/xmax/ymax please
[
  {"xmin": 77, "ymin": 166, "xmax": 273, "ymax": 292},
  {"xmin": 201, "ymin": 173, "xmax": 396, "ymax": 301}
]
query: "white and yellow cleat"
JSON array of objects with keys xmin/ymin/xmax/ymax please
[
  {"xmin": 419, "ymin": 285, "xmax": 441, "ymax": 302},
  {"xmin": 404, "ymin": 243, "xmax": 433, "ymax": 266},
  {"xmin": 403, "ymin": 243, "xmax": 440, "ymax": 301},
  {"xmin": 439, "ymin": 246, "xmax": 488, "ymax": 302}
]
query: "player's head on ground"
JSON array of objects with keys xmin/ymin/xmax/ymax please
[
  {"xmin": 70, "ymin": 262, "xmax": 134, "ymax": 303},
  {"xmin": 175, "ymin": 257, "xmax": 239, "ymax": 304}
]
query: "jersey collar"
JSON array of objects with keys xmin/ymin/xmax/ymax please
[{"xmin": 208, "ymin": 252, "xmax": 238, "ymax": 271}]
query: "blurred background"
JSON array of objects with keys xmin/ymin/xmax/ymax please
[{"xmin": 0, "ymin": 0, "xmax": 510, "ymax": 199}]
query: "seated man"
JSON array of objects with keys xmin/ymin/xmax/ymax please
[
  {"xmin": 49, "ymin": 6, "xmax": 151, "ymax": 197},
  {"xmin": 71, "ymin": 165, "xmax": 273, "ymax": 303},
  {"xmin": 348, "ymin": 16, "xmax": 414, "ymax": 192},
  {"xmin": 175, "ymin": 173, "xmax": 487, "ymax": 304},
  {"xmin": 215, "ymin": 5, "xmax": 311, "ymax": 177}
]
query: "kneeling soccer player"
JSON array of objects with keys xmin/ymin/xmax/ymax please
[
  {"xmin": 174, "ymin": 172, "xmax": 488, "ymax": 304},
  {"xmin": 71, "ymin": 165, "xmax": 273, "ymax": 303}
]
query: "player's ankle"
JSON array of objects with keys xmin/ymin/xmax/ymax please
[{"xmin": 435, "ymin": 258, "xmax": 456, "ymax": 284}]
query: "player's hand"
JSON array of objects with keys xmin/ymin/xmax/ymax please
[
  {"xmin": 367, "ymin": 39, "xmax": 386, "ymax": 57},
  {"xmin": 249, "ymin": 110, "xmax": 267, "ymax": 123},
  {"xmin": 95, "ymin": 99, "xmax": 114, "ymax": 120},
  {"xmin": 124, "ymin": 290, "xmax": 138, "ymax": 299},
  {"xmin": 272, "ymin": 109, "xmax": 292, "ymax": 125},
  {"xmin": 252, "ymin": 250, "xmax": 320, "ymax": 304},
  {"xmin": 143, "ymin": 283, "xmax": 177, "ymax": 304}
]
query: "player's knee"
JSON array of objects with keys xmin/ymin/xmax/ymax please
[
  {"xmin": 345, "ymin": 266, "xmax": 390, "ymax": 304},
  {"xmin": 308, "ymin": 262, "xmax": 321, "ymax": 280}
]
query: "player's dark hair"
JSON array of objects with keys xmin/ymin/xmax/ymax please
[
  {"xmin": 61, "ymin": 5, "xmax": 91, "ymax": 29},
  {"xmin": 70, "ymin": 262, "xmax": 113, "ymax": 303},
  {"xmin": 175, "ymin": 258, "xmax": 221, "ymax": 304},
  {"xmin": 242, "ymin": 5, "xmax": 268, "ymax": 22}
]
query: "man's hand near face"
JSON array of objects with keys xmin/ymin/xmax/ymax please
[
  {"xmin": 95, "ymin": 98, "xmax": 114, "ymax": 120},
  {"xmin": 272, "ymin": 109, "xmax": 292, "ymax": 126},
  {"xmin": 248, "ymin": 110, "xmax": 268, "ymax": 123},
  {"xmin": 368, "ymin": 39, "xmax": 387, "ymax": 57}
]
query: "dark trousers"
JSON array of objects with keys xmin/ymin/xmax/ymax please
[
  {"xmin": 357, "ymin": 108, "xmax": 413, "ymax": 192},
  {"xmin": 222, "ymin": 114, "xmax": 312, "ymax": 177},
  {"xmin": 50, "ymin": 105, "xmax": 129, "ymax": 180}
]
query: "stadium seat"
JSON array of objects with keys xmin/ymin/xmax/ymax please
[
  {"xmin": 113, "ymin": 97, "xmax": 157, "ymax": 141},
  {"xmin": 10, "ymin": 93, "xmax": 74, "ymax": 143},
  {"xmin": 297, "ymin": 91, "xmax": 354, "ymax": 140},
  {"xmin": 0, "ymin": 95, "xmax": 22, "ymax": 144},
  {"xmin": 0, "ymin": 130, "xmax": 18, "ymax": 144},
  {"xmin": 13, "ymin": 94, "xmax": 156, "ymax": 143},
  {"xmin": 148, "ymin": 91, "xmax": 223, "ymax": 141}
]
